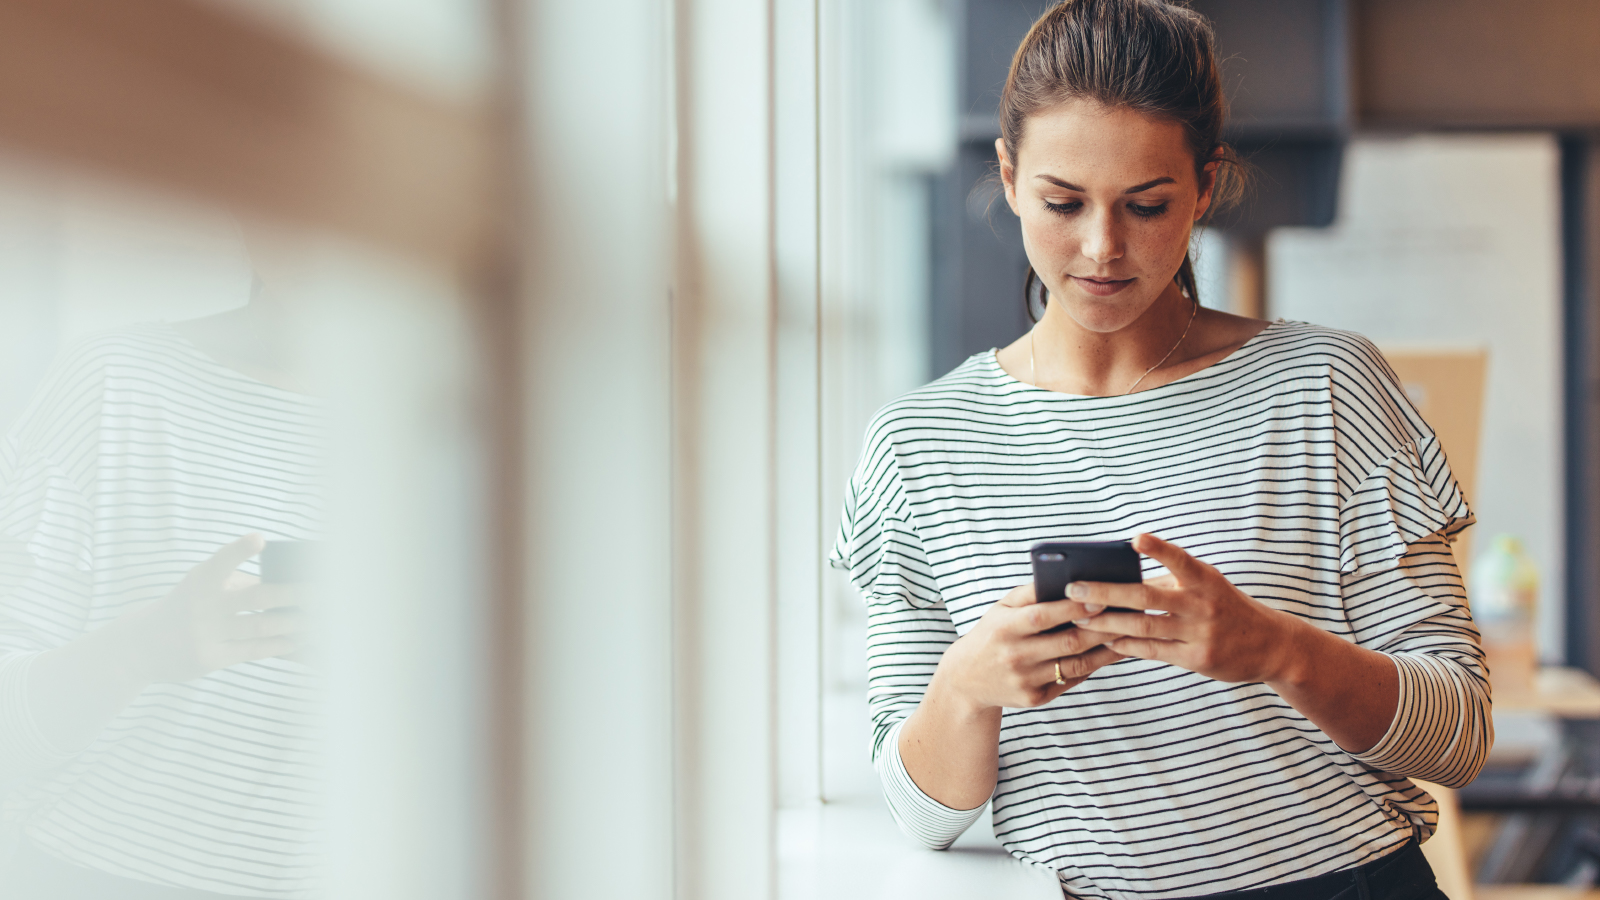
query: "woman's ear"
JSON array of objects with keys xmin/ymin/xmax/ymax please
[
  {"xmin": 996, "ymin": 138, "xmax": 1022, "ymax": 216},
  {"xmin": 1193, "ymin": 159, "xmax": 1221, "ymax": 222}
]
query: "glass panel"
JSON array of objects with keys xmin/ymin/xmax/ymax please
[{"xmin": 0, "ymin": 160, "xmax": 490, "ymax": 899}]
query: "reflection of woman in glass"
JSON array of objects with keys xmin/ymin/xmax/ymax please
[
  {"xmin": 832, "ymin": 3, "xmax": 1488, "ymax": 898},
  {"xmin": 0, "ymin": 269, "xmax": 322, "ymax": 898}
]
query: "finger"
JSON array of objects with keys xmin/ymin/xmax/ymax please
[
  {"xmin": 1130, "ymin": 533, "xmax": 1209, "ymax": 584},
  {"xmin": 224, "ymin": 571, "xmax": 261, "ymax": 591},
  {"xmin": 1074, "ymin": 610, "xmax": 1180, "ymax": 640},
  {"xmin": 185, "ymin": 534, "xmax": 266, "ymax": 588},
  {"xmin": 1066, "ymin": 581, "xmax": 1168, "ymax": 612},
  {"xmin": 1108, "ymin": 636, "xmax": 1183, "ymax": 665},
  {"xmin": 1047, "ymin": 645, "xmax": 1125, "ymax": 682},
  {"xmin": 1037, "ymin": 670, "xmax": 1098, "ymax": 702},
  {"xmin": 1029, "ymin": 645, "xmax": 1118, "ymax": 687},
  {"xmin": 222, "ymin": 584, "xmax": 306, "ymax": 614},
  {"xmin": 1037, "ymin": 623, "xmax": 1117, "ymax": 658},
  {"xmin": 996, "ymin": 582, "xmax": 1038, "ymax": 608},
  {"xmin": 1031, "ymin": 646, "xmax": 1127, "ymax": 703},
  {"xmin": 217, "ymin": 636, "xmax": 300, "ymax": 668},
  {"xmin": 1038, "ymin": 679, "xmax": 1085, "ymax": 703},
  {"xmin": 1011, "ymin": 597, "xmax": 1100, "ymax": 636},
  {"xmin": 223, "ymin": 608, "xmax": 309, "ymax": 642}
]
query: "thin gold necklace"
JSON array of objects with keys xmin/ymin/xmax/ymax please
[{"xmin": 1030, "ymin": 297, "xmax": 1199, "ymax": 395}]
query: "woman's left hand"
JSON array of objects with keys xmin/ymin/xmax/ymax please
[{"xmin": 1069, "ymin": 533, "xmax": 1308, "ymax": 685}]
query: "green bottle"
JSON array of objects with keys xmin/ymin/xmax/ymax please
[{"xmin": 1469, "ymin": 534, "xmax": 1539, "ymax": 694}]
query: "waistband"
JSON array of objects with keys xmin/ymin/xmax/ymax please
[{"xmin": 1179, "ymin": 838, "xmax": 1436, "ymax": 900}]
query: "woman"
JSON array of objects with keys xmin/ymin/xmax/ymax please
[
  {"xmin": 0, "ymin": 266, "xmax": 323, "ymax": 898},
  {"xmin": 830, "ymin": 2, "xmax": 1490, "ymax": 898}
]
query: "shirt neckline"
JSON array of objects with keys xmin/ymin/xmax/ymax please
[
  {"xmin": 154, "ymin": 320, "xmax": 323, "ymax": 401},
  {"xmin": 985, "ymin": 318, "xmax": 1287, "ymax": 401}
]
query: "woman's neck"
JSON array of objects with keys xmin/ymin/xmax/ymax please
[
  {"xmin": 172, "ymin": 296, "xmax": 315, "ymax": 394},
  {"xmin": 1031, "ymin": 282, "xmax": 1196, "ymax": 396},
  {"xmin": 997, "ymin": 283, "xmax": 1269, "ymax": 397}
]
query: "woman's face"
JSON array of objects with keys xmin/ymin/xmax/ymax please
[{"xmin": 999, "ymin": 100, "xmax": 1215, "ymax": 334}]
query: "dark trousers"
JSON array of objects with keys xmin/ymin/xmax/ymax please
[{"xmin": 1181, "ymin": 839, "xmax": 1446, "ymax": 900}]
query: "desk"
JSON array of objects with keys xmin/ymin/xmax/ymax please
[
  {"xmin": 1492, "ymin": 667, "xmax": 1600, "ymax": 719},
  {"xmin": 1465, "ymin": 883, "xmax": 1600, "ymax": 890},
  {"xmin": 1459, "ymin": 667, "xmax": 1600, "ymax": 895},
  {"xmin": 778, "ymin": 801, "xmax": 1060, "ymax": 900}
]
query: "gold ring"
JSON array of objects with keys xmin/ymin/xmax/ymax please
[{"xmin": 1054, "ymin": 660, "xmax": 1066, "ymax": 685}]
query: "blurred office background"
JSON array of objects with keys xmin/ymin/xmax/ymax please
[{"xmin": 0, "ymin": 2, "xmax": 1596, "ymax": 900}]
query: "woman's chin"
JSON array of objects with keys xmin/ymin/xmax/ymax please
[{"xmin": 1059, "ymin": 295, "xmax": 1153, "ymax": 334}]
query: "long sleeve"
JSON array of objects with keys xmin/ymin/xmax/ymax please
[
  {"xmin": 831, "ymin": 419, "xmax": 985, "ymax": 849},
  {"xmin": 1343, "ymin": 533, "xmax": 1492, "ymax": 788},
  {"xmin": 0, "ymin": 344, "xmax": 105, "ymax": 784},
  {"xmin": 864, "ymin": 596, "xmax": 985, "ymax": 849},
  {"xmin": 1321, "ymin": 337, "xmax": 1489, "ymax": 786},
  {"xmin": 0, "ymin": 652, "xmax": 73, "ymax": 786},
  {"xmin": 0, "ymin": 531, "xmax": 95, "ymax": 783}
]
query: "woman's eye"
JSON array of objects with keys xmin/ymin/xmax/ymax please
[
  {"xmin": 1043, "ymin": 199, "xmax": 1081, "ymax": 217},
  {"xmin": 1129, "ymin": 202, "xmax": 1170, "ymax": 218}
]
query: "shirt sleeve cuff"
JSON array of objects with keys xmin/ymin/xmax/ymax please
[
  {"xmin": 874, "ymin": 718, "xmax": 988, "ymax": 850},
  {"xmin": 0, "ymin": 652, "xmax": 75, "ymax": 776},
  {"xmin": 1349, "ymin": 652, "xmax": 1489, "ymax": 788}
]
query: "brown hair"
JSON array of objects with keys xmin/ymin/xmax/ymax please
[{"xmin": 1002, "ymin": 0, "xmax": 1244, "ymax": 319}]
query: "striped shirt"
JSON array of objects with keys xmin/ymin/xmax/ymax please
[
  {"xmin": 830, "ymin": 321, "xmax": 1491, "ymax": 899},
  {"xmin": 0, "ymin": 323, "xmax": 323, "ymax": 897}
]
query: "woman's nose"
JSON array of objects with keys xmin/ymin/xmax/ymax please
[{"xmin": 1080, "ymin": 208, "xmax": 1124, "ymax": 265}]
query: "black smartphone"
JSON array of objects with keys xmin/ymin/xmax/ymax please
[
  {"xmin": 1031, "ymin": 540, "xmax": 1142, "ymax": 618},
  {"xmin": 261, "ymin": 540, "xmax": 321, "ymax": 584}
]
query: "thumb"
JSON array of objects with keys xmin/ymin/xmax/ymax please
[
  {"xmin": 1130, "ymin": 533, "xmax": 1207, "ymax": 584},
  {"xmin": 185, "ymin": 534, "xmax": 265, "ymax": 587},
  {"xmin": 996, "ymin": 581, "xmax": 1039, "ymax": 608}
]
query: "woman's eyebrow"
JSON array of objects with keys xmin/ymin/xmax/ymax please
[
  {"xmin": 1034, "ymin": 174, "xmax": 1086, "ymax": 191},
  {"xmin": 1125, "ymin": 176, "xmax": 1175, "ymax": 193},
  {"xmin": 1032, "ymin": 174, "xmax": 1177, "ymax": 193}
]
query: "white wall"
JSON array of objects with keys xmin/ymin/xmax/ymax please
[
  {"xmin": 0, "ymin": 164, "xmax": 253, "ymax": 433},
  {"xmin": 518, "ymin": 2, "xmax": 675, "ymax": 899},
  {"xmin": 1271, "ymin": 133, "xmax": 1565, "ymax": 658}
]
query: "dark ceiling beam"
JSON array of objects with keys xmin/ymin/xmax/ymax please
[
  {"xmin": 1356, "ymin": 0, "xmax": 1600, "ymax": 130},
  {"xmin": 0, "ymin": 0, "xmax": 493, "ymax": 268}
]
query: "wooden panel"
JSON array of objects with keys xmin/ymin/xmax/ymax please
[
  {"xmin": 1357, "ymin": 0, "xmax": 1600, "ymax": 128},
  {"xmin": 0, "ymin": 0, "xmax": 492, "ymax": 266},
  {"xmin": 1472, "ymin": 883, "xmax": 1600, "ymax": 890},
  {"xmin": 1576, "ymin": 140, "xmax": 1600, "ymax": 674},
  {"xmin": 1379, "ymin": 346, "xmax": 1488, "ymax": 574},
  {"xmin": 1414, "ymin": 779, "xmax": 1474, "ymax": 900}
]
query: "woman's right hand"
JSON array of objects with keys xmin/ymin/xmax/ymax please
[
  {"xmin": 105, "ymin": 533, "xmax": 308, "ymax": 686},
  {"xmin": 29, "ymin": 534, "xmax": 309, "ymax": 754},
  {"xmin": 898, "ymin": 582, "xmax": 1125, "ymax": 810},
  {"xmin": 933, "ymin": 582, "xmax": 1124, "ymax": 712}
]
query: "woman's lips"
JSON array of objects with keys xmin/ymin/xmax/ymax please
[{"xmin": 1070, "ymin": 275, "xmax": 1135, "ymax": 297}]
